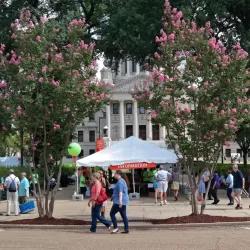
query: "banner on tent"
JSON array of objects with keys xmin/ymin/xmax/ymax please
[
  {"xmin": 110, "ymin": 162, "xmax": 156, "ymax": 170},
  {"xmin": 96, "ymin": 138, "xmax": 104, "ymax": 152}
]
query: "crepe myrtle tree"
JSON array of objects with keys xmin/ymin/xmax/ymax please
[
  {"xmin": 131, "ymin": 0, "xmax": 250, "ymax": 215},
  {"xmin": 0, "ymin": 9, "xmax": 112, "ymax": 218}
]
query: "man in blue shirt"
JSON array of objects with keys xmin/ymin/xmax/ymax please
[
  {"xmin": 18, "ymin": 172, "xmax": 30, "ymax": 204},
  {"xmin": 210, "ymin": 171, "xmax": 220, "ymax": 205},
  {"xmin": 224, "ymin": 170, "xmax": 234, "ymax": 205},
  {"xmin": 232, "ymin": 164, "xmax": 245, "ymax": 209}
]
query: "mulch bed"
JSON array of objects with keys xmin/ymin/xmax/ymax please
[
  {"xmin": 1, "ymin": 214, "xmax": 250, "ymax": 225},
  {"xmin": 152, "ymin": 214, "xmax": 250, "ymax": 224},
  {"xmin": 0, "ymin": 217, "xmax": 91, "ymax": 225}
]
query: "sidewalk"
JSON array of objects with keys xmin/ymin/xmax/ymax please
[{"xmin": 0, "ymin": 186, "xmax": 250, "ymax": 222}]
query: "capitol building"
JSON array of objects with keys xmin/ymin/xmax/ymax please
[{"xmin": 72, "ymin": 60, "xmax": 245, "ymax": 163}]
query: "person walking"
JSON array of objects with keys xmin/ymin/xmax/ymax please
[
  {"xmin": 171, "ymin": 167, "xmax": 180, "ymax": 201},
  {"xmin": 99, "ymin": 170, "xmax": 107, "ymax": 217},
  {"xmin": 30, "ymin": 169, "xmax": 39, "ymax": 196},
  {"xmin": 110, "ymin": 170, "xmax": 130, "ymax": 234},
  {"xmin": 154, "ymin": 165, "xmax": 172, "ymax": 206},
  {"xmin": 232, "ymin": 164, "xmax": 245, "ymax": 209},
  {"xmin": 197, "ymin": 170, "xmax": 208, "ymax": 203},
  {"xmin": 18, "ymin": 172, "xmax": 30, "ymax": 205},
  {"xmin": 88, "ymin": 172, "xmax": 111, "ymax": 233},
  {"xmin": 4, "ymin": 169, "xmax": 20, "ymax": 216},
  {"xmin": 210, "ymin": 171, "xmax": 220, "ymax": 205},
  {"xmin": 224, "ymin": 170, "xmax": 234, "ymax": 205}
]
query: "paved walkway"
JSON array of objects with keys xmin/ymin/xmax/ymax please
[{"xmin": 0, "ymin": 186, "xmax": 250, "ymax": 222}]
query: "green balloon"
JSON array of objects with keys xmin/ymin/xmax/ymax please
[{"xmin": 68, "ymin": 143, "xmax": 81, "ymax": 156}]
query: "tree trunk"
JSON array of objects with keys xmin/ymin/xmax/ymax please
[
  {"xmin": 191, "ymin": 188, "xmax": 199, "ymax": 215},
  {"xmin": 48, "ymin": 192, "xmax": 56, "ymax": 218}
]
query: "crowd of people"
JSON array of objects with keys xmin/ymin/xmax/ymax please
[{"xmin": 198, "ymin": 164, "xmax": 245, "ymax": 209}]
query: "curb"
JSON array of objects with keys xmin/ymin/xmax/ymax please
[{"xmin": 0, "ymin": 221, "xmax": 250, "ymax": 230}]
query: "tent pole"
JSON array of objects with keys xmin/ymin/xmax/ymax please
[
  {"xmin": 132, "ymin": 169, "xmax": 135, "ymax": 194},
  {"xmin": 76, "ymin": 165, "xmax": 79, "ymax": 195}
]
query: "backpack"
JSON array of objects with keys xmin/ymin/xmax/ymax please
[{"xmin": 8, "ymin": 177, "xmax": 17, "ymax": 192}]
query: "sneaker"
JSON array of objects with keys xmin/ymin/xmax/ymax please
[
  {"xmin": 154, "ymin": 201, "xmax": 157, "ymax": 204},
  {"xmin": 160, "ymin": 202, "xmax": 163, "ymax": 206},
  {"xmin": 121, "ymin": 231, "xmax": 129, "ymax": 234},
  {"xmin": 164, "ymin": 200, "xmax": 167, "ymax": 205},
  {"xmin": 227, "ymin": 203, "xmax": 234, "ymax": 206},
  {"xmin": 112, "ymin": 228, "xmax": 119, "ymax": 234}
]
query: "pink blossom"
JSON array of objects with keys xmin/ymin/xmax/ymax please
[
  {"xmin": 224, "ymin": 124, "xmax": 229, "ymax": 129},
  {"xmin": 244, "ymin": 109, "xmax": 249, "ymax": 114},
  {"xmin": 0, "ymin": 82, "xmax": 7, "ymax": 88},
  {"xmin": 158, "ymin": 73, "xmax": 165, "ymax": 82},
  {"xmin": 224, "ymin": 142, "xmax": 230, "ymax": 147},
  {"xmin": 220, "ymin": 110, "xmax": 225, "ymax": 115},
  {"xmin": 184, "ymin": 108, "xmax": 191, "ymax": 115},
  {"xmin": 151, "ymin": 110, "xmax": 158, "ymax": 118},
  {"xmin": 40, "ymin": 16, "xmax": 47, "ymax": 23},
  {"xmin": 231, "ymin": 108, "xmax": 237, "ymax": 114},
  {"xmin": 36, "ymin": 36, "xmax": 41, "ymax": 41},
  {"xmin": 2, "ymin": 126, "xmax": 7, "ymax": 131},
  {"xmin": 42, "ymin": 66, "xmax": 47, "ymax": 73}
]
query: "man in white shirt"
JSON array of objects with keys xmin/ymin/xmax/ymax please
[
  {"xmin": 224, "ymin": 170, "xmax": 234, "ymax": 205},
  {"xmin": 4, "ymin": 169, "xmax": 20, "ymax": 216},
  {"xmin": 155, "ymin": 165, "xmax": 172, "ymax": 206}
]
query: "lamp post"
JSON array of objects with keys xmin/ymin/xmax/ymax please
[{"xmin": 98, "ymin": 110, "xmax": 106, "ymax": 138}]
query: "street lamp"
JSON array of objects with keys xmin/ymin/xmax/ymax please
[{"xmin": 103, "ymin": 126, "xmax": 108, "ymax": 137}]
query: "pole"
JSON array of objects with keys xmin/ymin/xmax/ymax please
[
  {"xmin": 20, "ymin": 128, "xmax": 24, "ymax": 167},
  {"xmin": 99, "ymin": 117, "xmax": 101, "ymax": 138},
  {"xmin": 221, "ymin": 146, "xmax": 224, "ymax": 164},
  {"xmin": 132, "ymin": 169, "xmax": 135, "ymax": 194}
]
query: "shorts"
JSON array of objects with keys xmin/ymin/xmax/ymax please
[
  {"xmin": 232, "ymin": 188, "xmax": 242, "ymax": 194},
  {"xmin": 158, "ymin": 181, "xmax": 168, "ymax": 192},
  {"xmin": 153, "ymin": 181, "xmax": 158, "ymax": 189},
  {"xmin": 171, "ymin": 182, "xmax": 180, "ymax": 190}
]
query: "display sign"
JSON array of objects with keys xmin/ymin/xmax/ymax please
[
  {"xmin": 96, "ymin": 138, "xmax": 104, "ymax": 152},
  {"xmin": 110, "ymin": 162, "xmax": 156, "ymax": 170}
]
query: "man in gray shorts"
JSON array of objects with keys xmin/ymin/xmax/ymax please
[
  {"xmin": 154, "ymin": 165, "xmax": 172, "ymax": 206},
  {"xmin": 232, "ymin": 164, "xmax": 245, "ymax": 209}
]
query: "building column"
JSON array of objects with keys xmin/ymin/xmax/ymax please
[
  {"xmin": 118, "ymin": 62, "xmax": 122, "ymax": 77},
  {"xmin": 120, "ymin": 101, "xmax": 125, "ymax": 139},
  {"xmin": 126, "ymin": 60, "xmax": 130, "ymax": 77},
  {"xmin": 133, "ymin": 101, "xmax": 139, "ymax": 137},
  {"xmin": 160, "ymin": 126, "xmax": 166, "ymax": 140},
  {"xmin": 136, "ymin": 63, "xmax": 140, "ymax": 74},
  {"xmin": 147, "ymin": 119, "xmax": 152, "ymax": 140},
  {"xmin": 106, "ymin": 104, "xmax": 111, "ymax": 138}
]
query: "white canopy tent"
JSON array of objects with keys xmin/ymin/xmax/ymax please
[
  {"xmin": 76, "ymin": 136, "xmax": 178, "ymax": 195},
  {"xmin": 76, "ymin": 136, "xmax": 178, "ymax": 167}
]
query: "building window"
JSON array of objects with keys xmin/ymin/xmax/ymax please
[
  {"xmin": 126, "ymin": 103, "xmax": 132, "ymax": 114},
  {"xmin": 113, "ymin": 103, "xmax": 119, "ymax": 114},
  {"xmin": 89, "ymin": 115, "xmax": 95, "ymax": 121},
  {"xmin": 152, "ymin": 125, "xmax": 160, "ymax": 140},
  {"xmin": 89, "ymin": 130, "xmax": 95, "ymax": 142},
  {"xmin": 78, "ymin": 131, "xmax": 84, "ymax": 142},
  {"xmin": 126, "ymin": 125, "xmax": 133, "ymax": 138},
  {"xmin": 139, "ymin": 107, "xmax": 145, "ymax": 114},
  {"xmin": 89, "ymin": 149, "xmax": 95, "ymax": 155},
  {"xmin": 225, "ymin": 148, "xmax": 231, "ymax": 158},
  {"xmin": 79, "ymin": 150, "xmax": 84, "ymax": 158},
  {"xmin": 132, "ymin": 60, "xmax": 136, "ymax": 73},
  {"xmin": 237, "ymin": 149, "xmax": 242, "ymax": 157},
  {"xmin": 103, "ymin": 111, "xmax": 106, "ymax": 118},
  {"xmin": 139, "ymin": 125, "xmax": 146, "ymax": 140}
]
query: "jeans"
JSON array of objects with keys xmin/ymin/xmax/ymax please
[
  {"xmin": 227, "ymin": 188, "xmax": 233, "ymax": 203},
  {"xmin": 110, "ymin": 203, "xmax": 129, "ymax": 232},
  {"xmin": 90, "ymin": 204, "xmax": 111, "ymax": 232}
]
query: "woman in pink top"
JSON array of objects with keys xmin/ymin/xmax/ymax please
[{"xmin": 88, "ymin": 172, "xmax": 111, "ymax": 233}]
